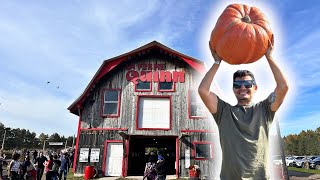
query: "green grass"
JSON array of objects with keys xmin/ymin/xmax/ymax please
[{"xmin": 288, "ymin": 167, "xmax": 320, "ymax": 174}]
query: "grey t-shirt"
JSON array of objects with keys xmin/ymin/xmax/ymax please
[{"xmin": 212, "ymin": 94, "xmax": 275, "ymax": 180}]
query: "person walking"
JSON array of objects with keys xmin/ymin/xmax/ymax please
[
  {"xmin": 58, "ymin": 153, "xmax": 69, "ymax": 180},
  {"xmin": 8, "ymin": 153, "xmax": 21, "ymax": 180},
  {"xmin": 198, "ymin": 40, "xmax": 288, "ymax": 179},
  {"xmin": 34, "ymin": 152, "xmax": 47, "ymax": 180},
  {"xmin": 155, "ymin": 152, "xmax": 167, "ymax": 180},
  {"xmin": 21, "ymin": 155, "xmax": 32, "ymax": 179},
  {"xmin": 51, "ymin": 154, "xmax": 61, "ymax": 180},
  {"xmin": 143, "ymin": 152, "xmax": 157, "ymax": 180},
  {"xmin": 69, "ymin": 152, "xmax": 74, "ymax": 169},
  {"xmin": 32, "ymin": 150, "xmax": 38, "ymax": 163},
  {"xmin": 44, "ymin": 155, "xmax": 53, "ymax": 180}
]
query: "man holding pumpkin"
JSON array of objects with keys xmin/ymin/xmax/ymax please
[{"xmin": 198, "ymin": 38, "xmax": 288, "ymax": 179}]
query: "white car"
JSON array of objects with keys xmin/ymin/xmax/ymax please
[{"xmin": 285, "ymin": 156, "xmax": 295, "ymax": 167}]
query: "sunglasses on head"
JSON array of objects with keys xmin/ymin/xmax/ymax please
[{"xmin": 233, "ymin": 80, "xmax": 255, "ymax": 89}]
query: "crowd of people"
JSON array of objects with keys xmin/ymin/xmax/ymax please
[{"xmin": 0, "ymin": 149, "xmax": 74, "ymax": 180}]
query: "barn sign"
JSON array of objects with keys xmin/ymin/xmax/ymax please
[
  {"xmin": 125, "ymin": 63, "xmax": 185, "ymax": 84},
  {"xmin": 48, "ymin": 142, "xmax": 63, "ymax": 146}
]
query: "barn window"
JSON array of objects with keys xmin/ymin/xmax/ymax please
[
  {"xmin": 135, "ymin": 81, "xmax": 152, "ymax": 92},
  {"xmin": 137, "ymin": 96, "xmax": 171, "ymax": 129},
  {"xmin": 158, "ymin": 82, "xmax": 174, "ymax": 92},
  {"xmin": 193, "ymin": 142, "xmax": 213, "ymax": 160},
  {"xmin": 189, "ymin": 90, "xmax": 206, "ymax": 118},
  {"xmin": 102, "ymin": 89, "xmax": 121, "ymax": 117}
]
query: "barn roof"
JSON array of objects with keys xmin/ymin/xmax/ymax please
[{"xmin": 68, "ymin": 41, "xmax": 206, "ymax": 115}]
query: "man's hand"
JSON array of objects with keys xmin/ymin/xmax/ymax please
[
  {"xmin": 265, "ymin": 35, "xmax": 274, "ymax": 59},
  {"xmin": 209, "ymin": 41, "xmax": 222, "ymax": 62}
]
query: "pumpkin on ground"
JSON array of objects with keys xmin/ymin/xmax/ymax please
[{"xmin": 210, "ymin": 4, "xmax": 273, "ymax": 64}]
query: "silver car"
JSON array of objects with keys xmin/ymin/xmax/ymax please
[
  {"xmin": 294, "ymin": 157, "xmax": 308, "ymax": 168},
  {"xmin": 291, "ymin": 156, "xmax": 305, "ymax": 167}
]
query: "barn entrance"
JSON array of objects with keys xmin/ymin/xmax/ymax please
[{"xmin": 127, "ymin": 135, "xmax": 177, "ymax": 176}]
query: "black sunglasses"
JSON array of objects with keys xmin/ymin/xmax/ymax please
[{"xmin": 233, "ymin": 80, "xmax": 255, "ymax": 89}]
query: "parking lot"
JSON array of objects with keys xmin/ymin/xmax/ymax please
[{"xmin": 285, "ymin": 156, "xmax": 320, "ymax": 170}]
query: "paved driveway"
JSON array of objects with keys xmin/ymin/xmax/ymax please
[{"xmin": 288, "ymin": 170, "xmax": 320, "ymax": 180}]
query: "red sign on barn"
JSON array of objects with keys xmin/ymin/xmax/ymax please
[{"xmin": 125, "ymin": 63, "xmax": 185, "ymax": 84}]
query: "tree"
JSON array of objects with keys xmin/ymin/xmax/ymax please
[
  {"xmin": 0, "ymin": 124, "xmax": 75, "ymax": 151},
  {"xmin": 283, "ymin": 127, "xmax": 320, "ymax": 155},
  {"xmin": 49, "ymin": 133, "xmax": 61, "ymax": 142},
  {"xmin": 5, "ymin": 127, "xmax": 16, "ymax": 149},
  {"xmin": 38, "ymin": 133, "xmax": 49, "ymax": 142},
  {"xmin": 283, "ymin": 134, "xmax": 299, "ymax": 155}
]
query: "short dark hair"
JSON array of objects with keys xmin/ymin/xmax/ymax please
[
  {"xmin": 233, "ymin": 70, "xmax": 256, "ymax": 84},
  {"xmin": 148, "ymin": 154, "xmax": 157, "ymax": 163},
  {"xmin": 12, "ymin": 153, "xmax": 20, "ymax": 160}
]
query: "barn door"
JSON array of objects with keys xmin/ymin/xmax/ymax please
[{"xmin": 105, "ymin": 142, "xmax": 123, "ymax": 176}]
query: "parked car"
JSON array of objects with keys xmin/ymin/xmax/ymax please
[
  {"xmin": 285, "ymin": 156, "xmax": 295, "ymax": 167},
  {"xmin": 309, "ymin": 157, "xmax": 320, "ymax": 170},
  {"xmin": 294, "ymin": 156, "xmax": 319, "ymax": 168},
  {"xmin": 307, "ymin": 156, "xmax": 319, "ymax": 164},
  {"xmin": 294, "ymin": 157, "xmax": 306, "ymax": 168},
  {"xmin": 292, "ymin": 156, "xmax": 305, "ymax": 167}
]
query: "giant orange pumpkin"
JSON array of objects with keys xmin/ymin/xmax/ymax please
[{"xmin": 210, "ymin": 4, "xmax": 273, "ymax": 64}]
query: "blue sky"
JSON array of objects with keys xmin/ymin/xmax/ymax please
[{"xmin": 0, "ymin": 0, "xmax": 319, "ymax": 137}]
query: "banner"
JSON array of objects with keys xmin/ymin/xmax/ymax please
[
  {"xmin": 48, "ymin": 142, "xmax": 63, "ymax": 146},
  {"xmin": 90, "ymin": 148, "xmax": 100, "ymax": 162},
  {"xmin": 79, "ymin": 148, "xmax": 89, "ymax": 162}
]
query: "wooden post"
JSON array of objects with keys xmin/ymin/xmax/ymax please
[
  {"xmin": 65, "ymin": 139, "xmax": 68, "ymax": 151},
  {"xmin": 72, "ymin": 135, "xmax": 75, "ymax": 147},
  {"xmin": 1, "ymin": 129, "xmax": 6, "ymax": 150},
  {"xmin": 42, "ymin": 140, "xmax": 46, "ymax": 152}
]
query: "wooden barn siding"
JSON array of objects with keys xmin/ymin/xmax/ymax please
[
  {"xmin": 74, "ymin": 131, "xmax": 217, "ymax": 176},
  {"xmin": 75, "ymin": 131, "xmax": 123, "ymax": 174},
  {"xmin": 80, "ymin": 53, "xmax": 211, "ymax": 134},
  {"xmin": 75, "ymin": 51, "xmax": 216, "ymax": 176},
  {"xmin": 179, "ymin": 132, "xmax": 216, "ymax": 178}
]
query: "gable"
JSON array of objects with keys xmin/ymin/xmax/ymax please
[{"xmin": 68, "ymin": 41, "xmax": 207, "ymax": 115}]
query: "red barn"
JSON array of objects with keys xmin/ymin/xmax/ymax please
[{"xmin": 68, "ymin": 41, "xmax": 217, "ymax": 178}]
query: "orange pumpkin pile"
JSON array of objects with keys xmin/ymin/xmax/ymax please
[{"xmin": 210, "ymin": 4, "xmax": 273, "ymax": 64}]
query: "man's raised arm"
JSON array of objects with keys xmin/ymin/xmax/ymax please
[
  {"xmin": 265, "ymin": 40, "xmax": 289, "ymax": 111},
  {"xmin": 198, "ymin": 42, "xmax": 222, "ymax": 114}
]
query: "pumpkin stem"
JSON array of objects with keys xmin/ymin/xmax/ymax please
[{"xmin": 242, "ymin": 15, "xmax": 251, "ymax": 23}]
